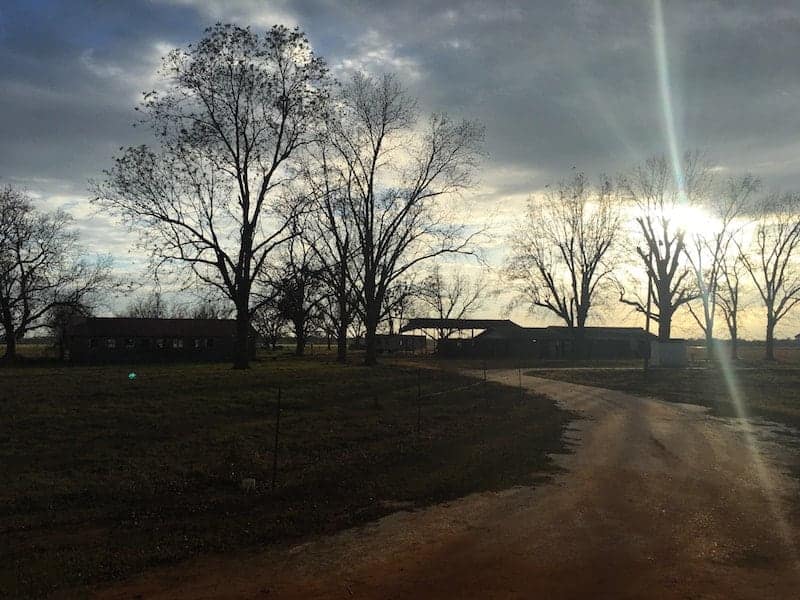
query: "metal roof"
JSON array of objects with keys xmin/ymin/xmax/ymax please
[
  {"xmin": 400, "ymin": 318, "xmax": 521, "ymax": 332},
  {"xmin": 65, "ymin": 317, "xmax": 250, "ymax": 338},
  {"xmin": 475, "ymin": 325, "xmax": 656, "ymax": 340}
]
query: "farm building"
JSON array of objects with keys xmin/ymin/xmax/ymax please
[
  {"xmin": 350, "ymin": 333, "xmax": 427, "ymax": 354},
  {"xmin": 400, "ymin": 318, "xmax": 654, "ymax": 359},
  {"xmin": 63, "ymin": 317, "xmax": 257, "ymax": 363}
]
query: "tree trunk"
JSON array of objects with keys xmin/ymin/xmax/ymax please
[
  {"xmin": 730, "ymin": 332, "xmax": 738, "ymax": 360},
  {"xmin": 364, "ymin": 307, "xmax": 379, "ymax": 366},
  {"xmin": 233, "ymin": 304, "xmax": 251, "ymax": 369},
  {"xmin": 765, "ymin": 318, "xmax": 776, "ymax": 361},
  {"xmin": 363, "ymin": 275, "xmax": 379, "ymax": 365},
  {"xmin": 336, "ymin": 292, "xmax": 349, "ymax": 363},
  {"xmin": 336, "ymin": 319, "xmax": 348, "ymax": 363},
  {"xmin": 294, "ymin": 322, "xmax": 306, "ymax": 357},
  {"xmin": 2, "ymin": 326, "xmax": 16, "ymax": 361},
  {"xmin": 657, "ymin": 302, "xmax": 672, "ymax": 341}
]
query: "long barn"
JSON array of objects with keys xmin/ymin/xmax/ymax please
[
  {"xmin": 64, "ymin": 317, "xmax": 257, "ymax": 363},
  {"xmin": 400, "ymin": 318, "xmax": 654, "ymax": 359}
]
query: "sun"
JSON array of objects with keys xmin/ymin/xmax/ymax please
[{"xmin": 666, "ymin": 204, "xmax": 719, "ymax": 238}]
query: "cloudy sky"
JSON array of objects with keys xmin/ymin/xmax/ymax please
[{"xmin": 2, "ymin": 0, "xmax": 800, "ymax": 336}]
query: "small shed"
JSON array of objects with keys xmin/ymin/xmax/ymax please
[{"xmin": 64, "ymin": 317, "xmax": 257, "ymax": 363}]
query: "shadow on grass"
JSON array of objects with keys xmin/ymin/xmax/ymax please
[{"xmin": 1, "ymin": 356, "xmax": 574, "ymax": 598}]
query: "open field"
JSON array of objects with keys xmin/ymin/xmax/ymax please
[
  {"xmin": 0, "ymin": 354, "xmax": 571, "ymax": 598},
  {"xmin": 530, "ymin": 354, "xmax": 800, "ymax": 430}
]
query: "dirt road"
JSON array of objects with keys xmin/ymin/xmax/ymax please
[{"xmin": 98, "ymin": 372, "xmax": 800, "ymax": 599}]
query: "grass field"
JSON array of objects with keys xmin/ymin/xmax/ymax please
[
  {"xmin": 1, "ymin": 352, "xmax": 572, "ymax": 598},
  {"xmin": 529, "ymin": 346, "xmax": 800, "ymax": 429}
]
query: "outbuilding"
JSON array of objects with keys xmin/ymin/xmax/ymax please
[
  {"xmin": 400, "ymin": 318, "xmax": 654, "ymax": 359},
  {"xmin": 64, "ymin": 317, "xmax": 257, "ymax": 363}
]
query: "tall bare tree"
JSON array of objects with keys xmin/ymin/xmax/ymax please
[
  {"xmin": 0, "ymin": 185, "xmax": 110, "ymax": 361},
  {"xmin": 326, "ymin": 73, "xmax": 484, "ymax": 365},
  {"xmin": 717, "ymin": 250, "xmax": 748, "ymax": 360},
  {"xmin": 685, "ymin": 175, "xmax": 759, "ymax": 356},
  {"xmin": 618, "ymin": 153, "xmax": 710, "ymax": 340},
  {"xmin": 95, "ymin": 24, "xmax": 331, "ymax": 368},
  {"xmin": 418, "ymin": 264, "xmax": 485, "ymax": 340},
  {"xmin": 302, "ymin": 143, "xmax": 359, "ymax": 362},
  {"xmin": 739, "ymin": 192, "xmax": 800, "ymax": 360},
  {"xmin": 506, "ymin": 172, "xmax": 621, "ymax": 356}
]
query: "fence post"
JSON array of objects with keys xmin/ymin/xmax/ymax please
[
  {"xmin": 416, "ymin": 368, "xmax": 422, "ymax": 434},
  {"xmin": 483, "ymin": 360, "xmax": 488, "ymax": 409},
  {"xmin": 271, "ymin": 385, "xmax": 281, "ymax": 491}
]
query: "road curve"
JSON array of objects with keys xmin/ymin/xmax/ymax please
[{"xmin": 97, "ymin": 372, "xmax": 800, "ymax": 599}]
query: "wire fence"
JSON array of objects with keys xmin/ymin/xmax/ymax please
[{"xmin": 264, "ymin": 364, "xmax": 532, "ymax": 492}]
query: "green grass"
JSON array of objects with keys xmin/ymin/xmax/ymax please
[{"xmin": 0, "ymin": 354, "xmax": 572, "ymax": 598}]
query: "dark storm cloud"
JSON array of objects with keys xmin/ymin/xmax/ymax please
[
  {"xmin": 2, "ymin": 0, "xmax": 800, "ymax": 236},
  {"xmin": 0, "ymin": 1, "xmax": 204, "ymax": 195}
]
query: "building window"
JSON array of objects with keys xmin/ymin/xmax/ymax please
[
  {"xmin": 139, "ymin": 338, "xmax": 151, "ymax": 349},
  {"xmin": 125, "ymin": 338, "xmax": 135, "ymax": 349},
  {"xmin": 156, "ymin": 338, "xmax": 165, "ymax": 349},
  {"xmin": 89, "ymin": 338, "xmax": 98, "ymax": 349},
  {"xmin": 206, "ymin": 338, "xmax": 215, "ymax": 348},
  {"xmin": 172, "ymin": 338, "xmax": 184, "ymax": 349},
  {"xmin": 106, "ymin": 338, "xmax": 116, "ymax": 349},
  {"xmin": 193, "ymin": 338, "xmax": 202, "ymax": 349}
]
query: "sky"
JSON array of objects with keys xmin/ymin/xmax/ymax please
[{"xmin": 2, "ymin": 0, "xmax": 800, "ymax": 338}]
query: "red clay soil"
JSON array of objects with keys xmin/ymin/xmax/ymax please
[{"xmin": 95, "ymin": 372, "xmax": 800, "ymax": 599}]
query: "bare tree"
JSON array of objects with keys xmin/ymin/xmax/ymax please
[
  {"xmin": 717, "ymin": 250, "xmax": 748, "ymax": 360},
  {"xmin": 381, "ymin": 280, "xmax": 417, "ymax": 336},
  {"xmin": 618, "ymin": 153, "xmax": 710, "ymax": 340},
  {"xmin": 122, "ymin": 291, "xmax": 172, "ymax": 318},
  {"xmin": 418, "ymin": 264, "xmax": 485, "ymax": 340},
  {"xmin": 47, "ymin": 301, "xmax": 94, "ymax": 361},
  {"xmin": 302, "ymin": 143, "xmax": 359, "ymax": 362},
  {"xmin": 685, "ymin": 175, "xmax": 759, "ymax": 356},
  {"xmin": 252, "ymin": 304, "xmax": 286, "ymax": 351},
  {"xmin": 326, "ymin": 72, "xmax": 484, "ymax": 365},
  {"xmin": 94, "ymin": 24, "xmax": 331, "ymax": 368},
  {"xmin": 189, "ymin": 297, "xmax": 232, "ymax": 319},
  {"xmin": 739, "ymin": 192, "xmax": 800, "ymax": 360},
  {"xmin": 263, "ymin": 234, "xmax": 324, "ymax": 356},
  {"xmin": 0, "ymin": 185, "xmax": 110, "ymax": 361},
  {"xmin": 506, "ymin": 172, "xmax": 621, "ymax": 356}
]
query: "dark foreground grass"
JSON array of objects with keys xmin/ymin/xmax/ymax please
[
  {"xmin": 1, "ymin": 355, "xmax": 572, "ymax": 598},
  {"xmin": 530, "ymin": 364, "xmax": 800, "ymax": 428}
]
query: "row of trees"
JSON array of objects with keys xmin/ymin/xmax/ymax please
[
  {"xmin": 5, "ymin": 24, "xmax": 799, "ymax": 365},
  {"xmin": 0, "ymin": 172, "xmax": 485, "ymax": 363},
  {"xmin": 506, "ymin": 154, "xmax": 800, "ymax": 360},
  {"xmin": 94, "ymin": 24, "xmax": 485, "ymax": 368}
]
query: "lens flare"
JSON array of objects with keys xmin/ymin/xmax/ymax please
[
  {"xmin": 653, "ymin": 0, "xmax": 798, "ymax": 568},
  {"xmin": 653, "ymin": 0, "xmax": 686, "ymax": 203}
]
